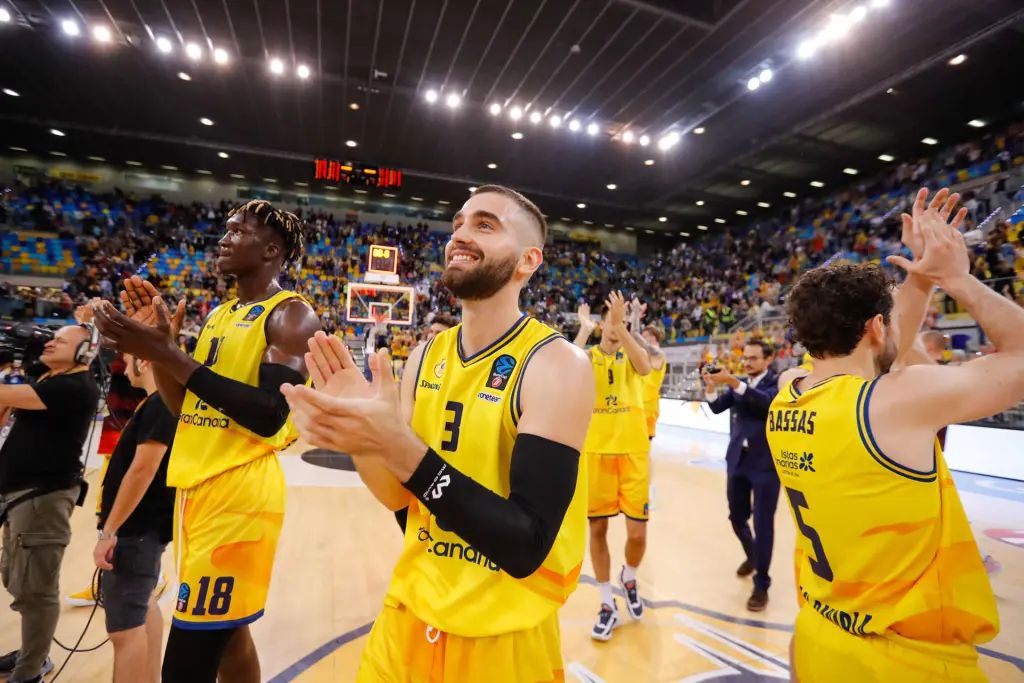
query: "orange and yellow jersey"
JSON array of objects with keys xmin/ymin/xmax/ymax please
[
  {"xmin": 641, "ymin": 361, "xmax": 667, "ymax": 416},
  {"xmin": 583, "ymin": 346, "xmax": 649, "ymax": 453},
  {"xmin": 168, "ymin": 289, "xmax": 301, "ymax": 489},
  {"xmin": 767, "ymin": 374, "xmax": 998, "ymax": 644},
  {"xmin": 389, "ymin": 315, "xmax": 587, "ymax": 637}
]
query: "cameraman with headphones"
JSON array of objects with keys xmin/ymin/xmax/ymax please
[{"xmin": 0, "ymin": 323, "xmax": 101, "ymax": 683}]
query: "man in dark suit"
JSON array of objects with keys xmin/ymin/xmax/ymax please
[{"xmin": 703, "ymin": 341, "xmax": 780, "ymax": 612}]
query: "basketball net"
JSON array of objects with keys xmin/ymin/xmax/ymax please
[{"xmin": 372, "ymin": 310, "xmax": 388, "ymax": 331}]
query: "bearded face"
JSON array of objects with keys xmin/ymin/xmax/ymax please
[{"xmin": 441, "ymin": 242, "xmax": 519, "ymax": 301}]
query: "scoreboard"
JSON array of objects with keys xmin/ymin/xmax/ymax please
[
  {"xmin": 313, "ymin": 158, "xmax": 402, "ymax": 188},
  {"xmin": 365, "ymin": 244, "xmax": 400, "ymax": 285}
]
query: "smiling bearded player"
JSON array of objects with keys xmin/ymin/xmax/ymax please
[
  {"xmin": 93, "ymin": 200, "xmax": 320, "ymax": 683},
  {"xmin": 280, "ymin": 184, "xmax": 595, "ymax": 682}
]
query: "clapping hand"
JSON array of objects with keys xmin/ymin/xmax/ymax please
[
  {"xmin": 605, "ymin": 291, "xmax": 627, "ymax": 331},
  {"xmin": 119, "ymin": 276, "xmax": 186, "ymax": 337},
  {"xmin": 304, "ymin": 331, "xmax": 374, "ymax": 399},
  {"xmin": 577, "ymin": 302, "xmax": 597, "ymax": 334},
  {"xmin": 898, "ymin": 187, "xmax": 967, "ymax": 262}
]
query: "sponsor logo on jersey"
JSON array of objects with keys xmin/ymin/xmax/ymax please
[
  {"xmin": 776, "ymin": 449, "xmax": 813, "ymax": 473},
  {"xmin": 486, "ymin": 354, "xmax": 516, "ymax": 391},
  {"xmin": 176, "ymin": 583, "xmax": 190, "ymax": 613},
  {"xmin": 433, "ymin": 359, "xmax": 446, "ymax": 378},
  {"xmin": 180, "ymin": 398, "xmax": 231, "ymax": 428},
  {"xmin": 419, "ymin": 379, "xmax": 441, "ymax": 391},
  {"xmin": 477, "ymin": 391, "xmax": 501, "ymax": 403},
  {"xmin": 417, "ymin": 526, "xmax": 500, "ymax": 572},
  {"xmin": 242, "ymin": 304, "xmax": 266, "ymax": 322},
  {"xmin": 798, "ymin": 453, "xmax": 816, "ymax": 472},
  {"xmin": 429, "ymin": 474, "xmax": 451, "ymax": 500}
]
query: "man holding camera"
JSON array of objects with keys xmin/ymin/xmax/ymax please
[
  {"xmin": 703, "ymin": 341, "xmax": 780, "ymax": 613},
  {"xmin": 0, "ymin": 324, "xmax": 101, "ymax": 683},
  {"xmin": 94, "ymin": 352, "xmax": 176, "ymax": 683}
]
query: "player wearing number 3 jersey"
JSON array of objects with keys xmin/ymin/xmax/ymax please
[{"xmin": 767, "ymin": 188, "xmax": 1022, "ymax": 682}]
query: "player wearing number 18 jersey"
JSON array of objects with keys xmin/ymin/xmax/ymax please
[{"xmin": 766, "ymin": 191, "xmax": 1024, "ymax": 682}]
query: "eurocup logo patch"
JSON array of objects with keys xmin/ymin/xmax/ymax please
[
  {"xmin": 487, "ymin": 354, "xmax": 517, "ymax": 391},
  {"xmin": 243, "ymin": 305, "xmax": 266, "ymax": 322},
  {"xmin": 176, "ymin": 583, "xmax": 191, "ymax": 613}
]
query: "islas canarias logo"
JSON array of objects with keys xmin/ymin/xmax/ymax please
[
  {"xmin": 416, "ymin": 516, "xmax": 499, "ymax": 572},
  {"xmin": 179, "ymin": 397, "xmax": 231, "ymax": 429}
]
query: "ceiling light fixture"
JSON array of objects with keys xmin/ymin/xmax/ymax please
[
  {"xmin": 87, "ymin": 155, "xmax": 105, "ymax": 161},
  {"xmin": 61, "ymin": 19, "xmax": 79, "ymax": 36},
  {"xmin": 843, "ymin": 167, "xmax": 859, "ymax": 175},
  {"xmin": 297, "ymin": 64, "xmax": 311, "ymax": 79},
  {"xmin": 2, "ymin": 88, "xmax": 18, "ymax": 97},
  {"xmin": 658, "ymin": 216, "xmax": 667, "ymax": 223},
  {"xmin": 621, "ymin": 131, "xmax": 634, "ymax": 143},
  {"xmin": 693, "ymin": 127, "xmax": 705, "ymax": 135},
  {"xmin": 511, "ymin": 132, "xmax": 524, "ymax": 140},
  {"xmin": 50, "ymin": 128, "xmax": 65, "ymax": 137},
  {"xmin": 645, "ymin": 229, "xmax": 655, "ymax": 234},
  {"xmin": 196, "ymin": 169, "xmax": 212, "ymax": 174},
  {"xmin": 529, "ymin": 110, "xmax": 542, "ymax": 124},
  {"xmin": 125, "ymin": 160, "xmax": 143, "ymax": 166},
  {"xmin": 797, "ymin": 37, "xmax": 819, "ymax": 60},
  {"xmin": 740, "ymin": 179, "xmax": 750, "ymax": 186},
  {"xmin": 199, "ymin": 117, "xmax": 214, "ymax": 126},
  {"xmin": 878, "ymin": 153, "xmax": 895, "ymax": 162},
  {"xmin": 657, "ymin": 132, "xmax": 680, "ymax": 150},
  {"xmin": 644, "ymin": 159, "xmax": 655, "ymax": 166},
  {"xmin": 263, "ymin": 178, "xmax": 278, "ymax": 183},
  {"xmin": 921, "ymin": 137, "xmax": 938, "ymax": 145},
  {"xmin": 639, "ymin": 134, "xmax": 650, "ymax": 146},
  {"xmin": 606, "ymin": 183, "xmax": 617, "ymax": 190},
  {"xmin": 696, "ymin": 200, "xmax": 704, "ymax": 206},
  {"xmin": 161, "ymin": 164, "xmax": 178, "ymax": 170},
  {"xmin": 177, "ymin": 71, "xmax": 191, "ymax": 81},
  {"xmin": 810, "ymin": 180, "xmax": 825, "ymax": 187},
  {"xmin": 948, "ymin": 54, "xmax": 967, "ymax": 66},
  {"xmin": 783, "ymin": 191, "xmax": 797, "ymax": 198},
  {"xmin": 568, "ymin": 119, "xmax": 581, "ymax": 132},
  {"xmin": 411, "ymin": 196, "xmax": 424, "ymax": 201},
  {"xmin": 489, "ymin": 102, "xmax": 501, "ymax": 115},
  {"xmin": 295, "ymin": 181, "xmax": 308, "ymax": 187},
  {"xmin": 213, "ymin": 47, "xmax": 229, "ymax": 64},
  {"xmin": 345, "ymin": 140, "xmax": 358, "ymax": 147},
  {"xmin": 487, "ymin": 163, "xmax": 497, "ymax": 169},
  {"xmin": 680, "ymin": 231, "xmax": 690, "ymax": 237},
  {"xmin": 0, "ymin": 8, "xmax": 10, "ymax": 23},
  {"xmin": 230, "ymin": 173, "xmax": 245, "ymax": 179},
  {"xmin": 586, "ymin": 122, "xmax": 599, "ymax": 136},
  {"xmin": 49, "ymin": 151, "xmax": 67, "ymax": 157},
  {"xmin": 353, "ymin": 189, "xmax": 368, "ymax": 194},
  {"xmin": 851, "ymin": 5, "xmax": 868, "ymax": 22},
  {"xmin": 509, "ymin": 105, "xmax": 522, "ymax": 120},
  {"xmin": 217, "ymin": 151, "xmax": 229, "ymax": 158},
  {"xmin": 758, "ymin": 201, "xmax": 770, "ymax": 208},
  {"xmin": 185, "ymin": 42, "xmax": 202, "ymax": 60},
  {"xmin": 759, "ymin": 68, "xmax": 773, "ymax": 83},
  {"xmin": 269, "ymin": 58, "xmax": 285, "ymax": 75},
  {"xmin": 92, "ymin": 25, "xmax": 112, "ymax": 43},
  {"xmin": 549, "ymin": 114, "xmax": 562, "ymax": 128},
  {"xmin": 715, "ymin": 218, "xmax": 726, "ymax": 224},
  {"xmin": 445, "ymin": 92, "xmax": 461, "ymax": 108},
  {"xmin": 736, "ymin": 209, "xmax": 748, "ymax": 216},
  {"xmin": 747, "ymin": 77, "xmax": 761, "ymax": 91},
  {"xmin": 967, "ymin": 119, "xmax": 985, "ymax": 128},
  {"xmin": 468, "ymin": 186, "xmax": 477, "ymax": 192},
  {"xmin": 698, "ymin": 225, "xmax": 708, "ymax": 230},
  {"xmin": 349, "ymin": 102, "xmax": 360, "ymax": 110},
  {"xmin": 156, "ymin": 36, "xmax": 173, "ymax": 53},
  {"xmin": 577, "ymin": 203, "xmax": 587, "ymax": 209}
]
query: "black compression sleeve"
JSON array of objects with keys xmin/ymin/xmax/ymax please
[
  {"xmin": 402, "ymin": 434, "xmax": 579, "ymax": 579},
  {"xmin": 185, "ymin": 363, "xmax": 304, "ymax": 437}
]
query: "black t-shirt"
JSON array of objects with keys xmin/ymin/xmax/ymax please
[
  {"xmin": 99, "ymin": 394, "xmax": 176, "ymax": 543},
  {"xmin": 0, "ymin": 370, "xmax": 100, "ymax": 493}
]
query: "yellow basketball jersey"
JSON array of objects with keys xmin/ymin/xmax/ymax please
[
  {"xmin": 642, "ymin": 361, "xmax": 667, "ymax": 413},
  {"xmin": 168, "ymin": 289, "xmax": 301, "ymax": 489},
  {"xmin": 767, "ymin": 375, "xmax": 998, "ymax": 644},
  {"xmin": 388, "ymin": 315, "xmax": 587, "ymax": 637},
  {"xmin": 583, "ymin": 346, "xmax": 649, "ymax": 453}
]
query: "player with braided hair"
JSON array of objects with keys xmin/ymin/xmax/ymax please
[{"xmin": 93, "ymin": 199, "xmax": 321, "ymax": 682}]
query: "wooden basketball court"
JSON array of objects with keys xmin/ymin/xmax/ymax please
[{"xmin": 4, "ymin": 426, "xmax": 1022, "ymax": 681}]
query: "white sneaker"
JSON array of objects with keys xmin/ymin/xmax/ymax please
[{"xmin": 590, "ymin": 601, "xmax": 620, "ymax": 641}]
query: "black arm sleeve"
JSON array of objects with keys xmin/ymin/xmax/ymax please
[
  {"xmin": 402, "ymin": 434, "xmax": 579, "ymax": 579},
  {"xmin": 185, "ymin": 363, "xmax": 304, "ymax": 437}
]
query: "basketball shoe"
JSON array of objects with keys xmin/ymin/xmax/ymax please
[
  {"xmin": 590, "ymin": 601, "xmax": 620, "ymax": 641},
  {"xmin": 619, "ymin": 566, "xmax": 644, "ymax": 620}
]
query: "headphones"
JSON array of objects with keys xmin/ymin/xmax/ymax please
[{"xmin": 75, "ymin": 323, "xmax": 101, "ymax": 366}]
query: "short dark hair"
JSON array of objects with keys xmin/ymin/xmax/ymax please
[
  {"xmin": 431, "ymin": 313, "xmax": 457, "ymax": 329},
  {"xmin": 471, "ymin": 185, "xmax": 547, "ymax": 243},
  {"xmin": 787, "ymin": 263, "xmax": 893, "ymax": 358},
  {"xmin": 745, "ymin": 339, "xmax": 774, "ymax": 358}
]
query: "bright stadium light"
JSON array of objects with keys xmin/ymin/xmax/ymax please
[
  {"xmin": 639, "ymin": 134, "xmax": 650, "ymax": 146},
  {"xmin": 269, "ymin": 57, "xmax": 285, "ymax": 75},
  {"xmin": 468, "ymin": 186, "xmax": 477, "ymax": 192},
  {"xmin": 696, "ymin": 200, "xmax": 704, "ymax": 206},
  {"xmin": 61, "ymin": 19, "xmax": 79, "ymax": 36},
  {"xmin": 511, "ymin": 132, "xmax": 524, "ymax": 140},
  {"xmin": 0, "ymin": 8, "xmax": 10, "ymax": 23},
  {"xmin": 92, "ymin": 25, "xmax": 112, "ymax": 43},
  {"xmin": 345, "ymin": 139, "xmax": 358, "ymax": 147},
  {"xmin": 878, "ymin": 153, "xmax": 895, "ymax": 162},
  {"xmin": 622, "ymin": 131, "xmax": 634, "ymax": 143},
  {"xmin": 487, "ymin": 163, "xmax": 497, "ymax": 169},
  {"xmin": 644, "ymin": 159, "xmax": 655, "ymax": 166},
  {"xmin": 921, "ymin": 137, "xmax": 938, "ymax": 145},
  {"xmin": 810, "ymin": 180, "xmax": 825, "ymax": 187},
  {"xmin": 509, "ymin": 105, "xmax": 522, "ymax": 120},
  {"xmin": 747, "ymin": 77, "xmax": 761, "ymax": 91},
  {"xmin": 758, "ymin": 201, "xmax": 771, "ymax": 208},
  {"xmin": 657, "ymin": 131, "xmax": 680, "ymax": 150},
  {"xmin": 658, "ymin": 216, "xmax": 667, "ymax": 223},
  {"xmin": 218, "ymin": 151, "xmax": 229, "ymax": 158},
  {"xmin": 697, "ymin": 225, "xmax": 708, "ymax": 231},
  {"xmin": 549, "ymin": 114, "xmax": 562, "ymax": 128},
  {"xmin": 568, "ymin": 119, "xmax": 581, "ymax": 132},
  {"xmin": 821, "ymin": 13, "xmax": 852, "ymax": 43},
  {"xmin": 692, "ymin": 127, "xmax": 705, "ymax": 135},
  {"xmin": 50, "ymin": 128, "xmax": 65, "ymax": 136},
  {"xmin": 843, "ymin": 167, "xmax": 859, "ymax": 175},
  {"xmin": 156, "ymin": 36, "xmax": 173, "ymax": 53},
  {"xmin": 125, "ymin": 160, "xmax": 143, "ymax": 166},
  {"xmin": 740, "ymin": 179, "xmax": 751, "ymax": 186},
  {"xmin": 489, "ymin": 102, "xmax": 502, "ymax": 115},
  {"xmin": 715, "ymin": 218, "xmax": 726, "ymax": 224},
  {"xmin": 161, "ymin": 164, "xmax": 178, "ymax": 170},
  {"xmin": 577, "ymin": 203, "xmax": 587, "ymax": 209},
  {"xmin": 213, "ymin": 47, "xmax": 229, "ymax": 65},
  {"xmin": 948, "ymin": 54, "xmax": 966, "ymax": 66},
  {"xmin": 784, "ymin": 191, "xmax": 797, "ymax": 198},
  {"xmin": 424, "ymin": 89, "xmax": 438, "ymax": 103},
  {"xmin": 177, "ymin": 71, "xmax": 191, "ymax": 81},
  {"xmin": 445, "ymin": 93, "xmax": 461, "ymax": 108},
  {"xmin": 296, "ymin": 64, "xmax": 310, "ymax": 78},
  {"xmin": 586, "ymin": 122, "xmax": 599, "ymax": 136},
  {"xmin": 967, "ymin": 119, "xmax": 985, "ymax": 128},
  {"xmin": 759, "ymin": 68, "xmax": 773, "ymax": 83},
  {"xmin": 606, "ymin": 183, "xmax": 617, "ymax": 190},
  {"xmin": 2, "ymin": 88, "xmax": 19, "ymax": 97},
  {"xmin": 87, "ymin": 156, "xmax": 105, "ymax": 161},
  {"xmin": 199, "ymin": 117, "xmax": 214, "ymax": 126},
  {"xmin": 851, "ymin": 5, "xmax": 868, "ymax": 22},
  {"xmin": 870, "ymin": 0, "xmax": 889, "ymax": 7},
  {"xmin": 797, "ymin": 37, "xmax": 819, "ymax": 59},
  {"xmin": 196, "ymin": 169, "xmax": 212, "ymax": 174},
  {"xmin": 736, "ymin": 209, "xmax": 748, "ymax": 216},
  {"xmin": 529, "ymin": 110, "xmax": 542, "ymax": 124},
  {"xmin": 185, "ymin": 42, "xmax": 202, "ymax": 61}
]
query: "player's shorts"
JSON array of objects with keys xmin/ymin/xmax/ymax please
[
  {"xmin": 357, "ymin": 602, "xmax": 564, "ymax": 683},
  {"xmin": 586, "ymin": 451, "xmax": 650, "ymax": 521},
  {"xmin": 172, "ymin": 453, "xmax": 285, "ymax": 630},
  {"xmin": 793, "ymin": 604, "xmax": 986, "ymax": 682}
]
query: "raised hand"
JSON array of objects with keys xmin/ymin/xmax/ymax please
[
  {"xmin": 900, "ymin": 187, "xmax": 966, "ymax": 261},
  {"xmin": 304, "ymin": 330, "xmax": 374, "ymax": 399},
  {"xmin": 92, "ymin": 297, "xmax": 175, "ymax": 361},
  {"xmin": 605, "ymin": 291, "xmax": 627, "ymax": 330},
  {"xmin": 119, "ymin": 276, "xmax": 186, "ymax": 337},
  {"xmin": 887, "ymin": 208, "xmax": 970, "ymax": 287},
  {"xmin": 577, "ymin": 302, "xmax": 596, "ymax": 332}
]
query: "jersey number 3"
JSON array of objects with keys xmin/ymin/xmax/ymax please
[
  {"xmin": 441, "ymin": 401, "xmax": 463, "ymax": 451},
  {"xmin": 786, "ymin": 487, "xmax": 834, "ymax": 582}
]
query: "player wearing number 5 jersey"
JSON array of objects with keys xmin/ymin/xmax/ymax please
[
  {"xmin": 93, "ymin": 200, "xmax": 321, "ymax": 683},
  {"xmin": 768, "ymin": 188, "xmax": 1016, "ymax": 682},
  {"xmin": 281, "ymin": 185, "xmax": 595, "ymax": 682}
]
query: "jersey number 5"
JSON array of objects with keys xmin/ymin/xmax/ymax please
[
  {"xmin": 441, "ymin": 401, "xmax": 463, "ymax": 451},
  {"xmin": 785, "ymin": 487, "xmax": 834, "ymax": 582}
]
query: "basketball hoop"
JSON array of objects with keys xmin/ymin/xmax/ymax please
[{"xmin": 372, "ymin": 309, "xmax": 388, "ymax": 330}]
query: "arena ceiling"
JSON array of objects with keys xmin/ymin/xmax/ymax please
[{"xmin": 2, "ymin": 0, "xmax": 1024, "ymax": 244}]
